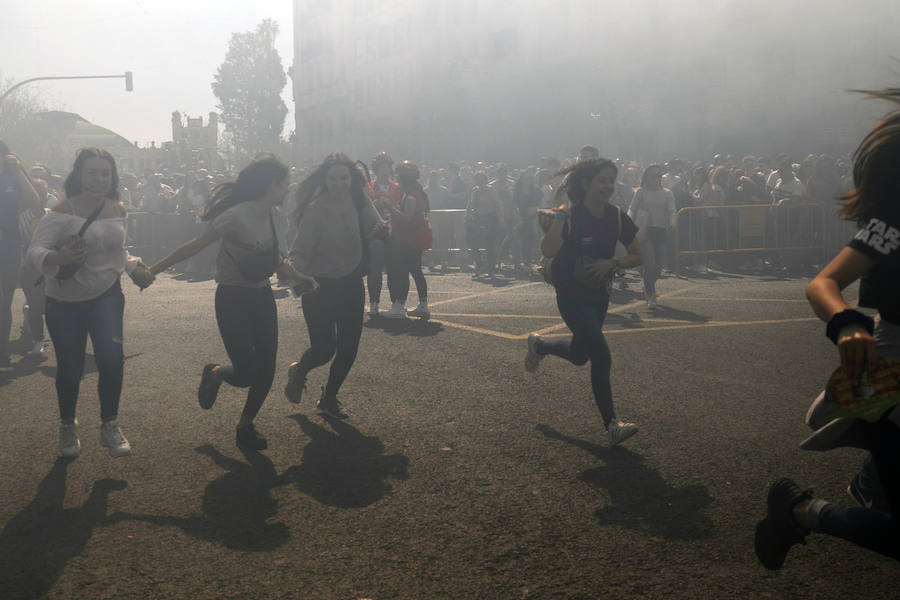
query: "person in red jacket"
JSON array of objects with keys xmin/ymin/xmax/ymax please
[{"xmin": 385, "ymin": 161, "xmax": 431, "ymax": 319}]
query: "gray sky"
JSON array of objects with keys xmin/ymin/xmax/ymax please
[{"xmin": 0, "ymin": 0, "xmax": 294, "ymax": 146}]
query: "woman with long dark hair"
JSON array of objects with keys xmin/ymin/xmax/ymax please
[
  {"xmin": 524, "ymin": 158, "xmax": 643, "ymax": 446},
  {"xmin": 283, "ymin": 153, "xmax": 389, "ymax": 418},
  {"xmin": 755, "ymin": 89, "xmax": 900, "ymax": 569},
  {"xmin": 149, "ymin": 155, "xmax": 310, "ymax": 450},
  {"xmin": 27, "ymin": 147, "xmax": 155, "ymax": 457}
]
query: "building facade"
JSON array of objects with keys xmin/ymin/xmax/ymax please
[{"xmin": 292, "ymin": 0, "xmax": 900, "ymax": 168}]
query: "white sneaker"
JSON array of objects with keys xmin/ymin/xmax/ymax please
[
  {"xmin": 408, "ymin": 303, "xmax": 430, "ymax": 319},
  {"xmin": 647, "ymin": 296, "xmax": 658, "ymax": 309},
  {"xmin": 607, "ymin": 420, "xmax": 638, "ymax": 447},
  {"xmin": 59, "ymin": 420, "xmax": 81, "ymax": 458},
  {"xmin": 100, "ymin": 420, "xmax": 132, "ymax": 457},
  {"xmin": 28, "ymin": 340, "xmax": 46, "ymax": 355},
  {"xmin": 384, "ymin": 302, "xmax": 407, "ymax": 319},
  {"xmin": 368, "ymin": 302, "xmax": 379, "ymax": 317},
  {"xmin": 525, "ymin": 333, "xmax": 544, "ymax": 373}
]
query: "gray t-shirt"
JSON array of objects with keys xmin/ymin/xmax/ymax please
[
  {"xmin": 290, "ymin": 195, "xmax": 381, "ymax": 279},
  {"xmin": 211, "ymin": 201, "xmax": 277, "ymax": 288}
]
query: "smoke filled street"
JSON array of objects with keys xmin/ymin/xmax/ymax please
[{"xmin": 0, "ymin": 270, "xmax": 894, "ymax": 599}]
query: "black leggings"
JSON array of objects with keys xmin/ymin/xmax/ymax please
[
  {"xmin": 214, "ymin": 285, "xmax": 278, "ymax": 421},
  {"xmin": 387, "ymin": 245, "xmax": 427, "ymax": 303},
  {"xmin": 296, "ymin": 273, "xmax": 365, "ymax": 398}
]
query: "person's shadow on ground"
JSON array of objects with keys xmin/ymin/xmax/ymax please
[
  {"xmin": 364, "ymin": 317, "xmax": 443, "ymax": 338},
  {"xmin": 535, "ymin": 424, "xmax": 714, "ymax": 540},
  {"xmin": 0, "ymin": 458, "xmax": 127, "ymax": 600},
  {"xmin": 109, "ymin": 445, "xmax": 289, "ymax": 551},
  {"xmin": 283, "ymin": 414, "xmax": 409, "ymax": 508}
]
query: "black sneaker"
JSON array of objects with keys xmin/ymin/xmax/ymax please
[
  {"xmin": 316, "ymin": 389, "xmax": 349, "ymax": 420},
  {"xmin": 754, "ymin": 478, "xmax": 813, "ymax": 570},
  {"xmin": 283, "ymin": 362, "xmax": 307, "ymax": 405},
  {"xmin": 198, "ymin": 364, "xmax": 222, "ymax": 410},
  {"xmin": 236, "ymin": 423, "xmax": 268, "ymax": 450}
]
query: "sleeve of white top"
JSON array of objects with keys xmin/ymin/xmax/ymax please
[{"xmin": 25, "ymin": 213, "xmax": 61, "ymax": 279}]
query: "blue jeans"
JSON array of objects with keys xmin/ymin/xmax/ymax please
[
  {"xmin": 813, "ymin": 416, "xmax": 900, "ymax": 560},
  {"xmin": 537, "ymin": 294, "xmax": 616, "ymax": 427},
  {"xmin": 45, "ymin": 279, "xmax": 125, "ymax": 421}
]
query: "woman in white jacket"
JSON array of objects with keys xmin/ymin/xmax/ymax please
[{"xmin": 27, "ymin": 148, "xmax": 155, "ymax": 458}]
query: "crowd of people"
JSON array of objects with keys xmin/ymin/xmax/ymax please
[{"xmin": 0, "ymin": 88, "xmax": 897, "ymax": 569}]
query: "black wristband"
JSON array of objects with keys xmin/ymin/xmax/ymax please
[{"xmin": 826, "ymin": 309, "xmax": 874, "ymax": 345}]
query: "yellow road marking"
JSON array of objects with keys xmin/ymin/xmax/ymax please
[
  {"xmin": 542, "ymin": 317, "xmax": 819, "ymax": 337},
  {"xmin": 429, "ymin": 282, "xmax": 544, "ymax": 308},
  {"xmin": 428, "ymin": 319, "xmax": 523, "ymax": 340}
]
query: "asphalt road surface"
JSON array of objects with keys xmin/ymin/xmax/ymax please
[{"xmin": 1, "ymin": 267, "xmax": 896, "ymax": 599}]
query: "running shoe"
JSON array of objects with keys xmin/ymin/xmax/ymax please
[
  {"xmin": 317, "ymin": 389, "xmax": 349, "ymax": 419},
  {"xmin": 59, "ymin": 420, "xmax": 80, "ymax": 458},
  {"xmin": 524, "ymin": 333, "xmax": 543, "ymax": 373},
  {"xmin": 236, "ymin": 423, "xmax": 268, "ymax": 450},
  {"xmin": 408, "ymin": 303, "xmax": 430, "ymax": 319},
  {"xmin": 284, "ymin": 361, "xmax": 307, "ymax": 405},
  {"xmin": 754, "ymin": 478, "xmax": 812, "ymax": 570},
  {"xmin": 384, "ymin": 302, "xmax": 407, "ymax": 319},
  {"xmin": 198, "ymin": 363, "xmax": 222, "ymax": 410},
  {"xmin": 607, "ymin": 420, "xmax": 638, "ymax": 446},
  {"xmin": 100, "ymin": 420, "xmax": 132, "ymax": 457},
  {"xmin": 368, "ymin": 302, "xmax": 380, "ymax": 317},
  {"xmin": 28, "ymin": 340, "xmax": 46, "ymax": 356}
]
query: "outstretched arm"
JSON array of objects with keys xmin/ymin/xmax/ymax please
[{"xmin": 149, "ymin": 227, "xmax": 220, "ymax": 275}]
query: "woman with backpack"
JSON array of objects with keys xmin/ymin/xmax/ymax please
[
  {"xmin": 524, "ymin": 158, "xmax": 643, "ymax": 447},
  {"xmin": 283, "ymin": 153, "xmax": 389, "ymax": 419},
  {"xmin": 149, "ymin": 155, "xmax": 310, "ymax": 450},
  {"xmin": 384, "ymin": 160, "xmax": 431, "ymax": 320}
]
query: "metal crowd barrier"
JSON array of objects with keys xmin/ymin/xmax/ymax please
[
  {"xmin": 425, "ymin": 209, "xmax": 468, "ymax": 266},
  {"xmin": 673, "ymin": 202, "xmax": 827, "ymax": 276}
]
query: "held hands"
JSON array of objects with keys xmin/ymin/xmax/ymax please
[
  {"xmin": 129, "ymin": 263, "xmax": 156, "ymax": 290},
  {"xmin": 837, "ymin": 324, "xmax": 877, "ymax": 381}
]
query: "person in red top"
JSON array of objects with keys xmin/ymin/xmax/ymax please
[
  {"xmin": 385, "ymin": 161, "xmax": 431, "ymax": 319},
  {"xmin": 366, "ymin": 152, "xmax": 403, "ymax": 317}
]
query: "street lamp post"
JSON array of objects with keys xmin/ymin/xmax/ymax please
[{"xmin": 0, "ymin": 72, "xmax": 133, "ymax": 107}]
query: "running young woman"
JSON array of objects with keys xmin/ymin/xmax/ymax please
[
  {"xmin": 524, "ymin": 158, "xmax": 643, "ymax": 446},
  {"xmin": 27, "ymin": 147, "xmax": 155, "ymax": 458},
  {"xmin": 385, "ymin": 160, "xmax": 431, "ymax": 319},
  {"xmin": 284, "ymin": 153, "xmax": 389, "ymax": 418},
  {"xmin": 149, "ymin": 155, "xmax": 311, "ymax": 450},
  {"xmin": 755, "ymin": 89, "xmax": 900, "ymax": 569}
]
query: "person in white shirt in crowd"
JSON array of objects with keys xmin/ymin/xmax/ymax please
[
  {"xmin": 27, "ymin": 147, "xmax": 155, "ymax": 458},
  {"xmin": 772, "ymin": 160, "xmax": 807, "ymax": 204},
  {"xmin": 149, "ymin": 155, "xmax": 311, "ymax": 450},
  {"xmin": 628, "ymin": 164, "xmax": 677, "ymax": 308},
  {"xmin": 492, "ymin": 164, "xmax": 519, "ymax": 273}
]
